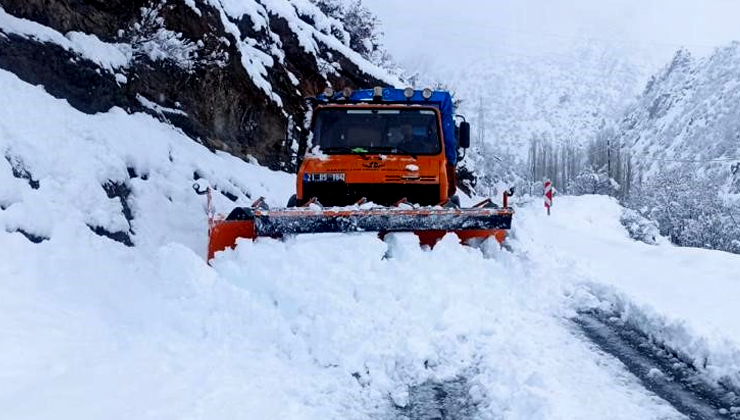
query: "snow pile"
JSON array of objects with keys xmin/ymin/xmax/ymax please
[
  {"xmin": 0, "ymin": 69, "xmax": 686, "ymax": 419},
  {"xmin": 0, "ymin": 68, "xmax": 293, "ymax": 253},
  {"xmin": 514, "ymin": 194, "xmax": 740, "ymax": 390}
]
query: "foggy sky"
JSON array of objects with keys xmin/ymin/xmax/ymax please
[{"xmin": 363, "ymin": 0, "xmax": 740, "ymax": 70}]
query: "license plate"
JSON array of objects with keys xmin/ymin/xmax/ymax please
[{"xmin": 304, "ymin": 173, "xmax": 346, "ymax": 182}]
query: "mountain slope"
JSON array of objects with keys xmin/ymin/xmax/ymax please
[
  {"xmin": 0, "ymin": 0, "xmax": 399, "ymax": 168},
  {"xmin": 617, "ymin": 44, "xmax": 740, "ymax": 194},
  {"xmin": 608, "ymin": 44, "xmax": 740, "ymax": 252},
  {"xmin": 399, "ymin": 42, "xmax": 648, "ymax": 195}
]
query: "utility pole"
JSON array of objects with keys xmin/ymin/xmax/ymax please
[
  {"xmin": 477, "ymin": 97, "xmax": 485, "ymax": 143},
  {"xmin": 607, "ymin": 139, "xmax": 611, "ymax": 178}
]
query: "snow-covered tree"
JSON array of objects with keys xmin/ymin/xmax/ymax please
[
  {"xmin": 626, "ymin": 168, "xmax": 740, "ymax": 253},
  {"xmin": 310, "ymin": 0, "xmax": 388, "ymax": 65},
  {"xmin": 312, "ymin": 0, "xmax": 343, "ymax": 17}
]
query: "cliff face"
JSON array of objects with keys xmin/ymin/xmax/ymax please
[
  {"xmin": 0, "ymin": 0, "xmax": 398, "ymax": 169},
  {"xmin": 614, "ymin": 45, "xmax": 740, "ymax": 192}
]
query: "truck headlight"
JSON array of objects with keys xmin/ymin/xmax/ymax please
[{"xmin": 373, "ymin": 86, "xmax": 383, "ymax": 99}]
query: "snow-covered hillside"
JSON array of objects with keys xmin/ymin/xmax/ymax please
[
  {"xmin": 399, "ymin": 42, "xmax": 647, "ymax": 193},
  {"xmin": 0, "ymin": 0, "xmax": 399, "ymax": 168},
  {"xmin": 599, "ymin": 44, "xmax": 740, "ymax": 253},
  {"xmin": 0, "ymin": 67, "xmax": 294, "ymax": 254},
  {"xmin": 4, "ymin": 68, "xmax": 740, "ymax": 419},
  {"xmin": 616, "ymin": 44, "xmax": 740, "ymax": 193}
]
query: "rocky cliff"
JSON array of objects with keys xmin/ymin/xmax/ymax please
[{"xmin": 0, "ymin": 0, "xmax": 398, "ymax": 169}]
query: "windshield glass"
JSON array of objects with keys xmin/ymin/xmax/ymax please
[{"xmin": 312, "ymin": 108, "xmax": 441, "ymax": 155}]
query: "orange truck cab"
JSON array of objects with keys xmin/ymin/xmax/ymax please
[
  {"xmin": 290, "ymin": 87, "xmax": 470, "ymax": 208},
  {"xmin": 204, "ymin": 87, "xmax": 513, "ymax": 261}
]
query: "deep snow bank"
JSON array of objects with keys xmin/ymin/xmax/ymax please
[
  {"xmin": 514, "ymin": 194, "xmax": 740, "ymax": 390},
  {"xmin": 0, "ymin": 68, "xmax": 293, "ymax": 255},
  {"xmin": 0, "ymin": 70, "xmax": 684, "ymax": 419}
]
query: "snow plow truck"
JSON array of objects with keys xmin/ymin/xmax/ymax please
[{"xmin": 205, "ymin": 87, "xmax": 513, "ymax": 260}]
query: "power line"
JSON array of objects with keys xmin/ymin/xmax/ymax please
[
  {"xmin": 646, "ymin": 157, "xmax": 740, "ymax": 163},
  {"xmin": 579, "ymin": 142, "xmax": 740, "ymax": 165}
]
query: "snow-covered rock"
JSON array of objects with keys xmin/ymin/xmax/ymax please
[
  {"xmin": 616, "ymin": 44, "xmax": 740, "ymax": 190},
  {"xmin": 0, "ymin": 1, "xmax": 399, "ymax": 168}
]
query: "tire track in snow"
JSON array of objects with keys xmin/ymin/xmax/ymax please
[
  {"xmin": 575, "ymin": 310, "xmax": 740, "ymax": 420},
  {"xmin": 395, "ymin": 378, "xmax": 479, "ymax": 420}
]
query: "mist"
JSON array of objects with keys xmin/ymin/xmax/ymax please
[{"xmin": 364, "ymin": 0, "xmax": 740, "ymax": 72}]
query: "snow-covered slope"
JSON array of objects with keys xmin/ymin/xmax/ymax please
[
  {"xmin": 1, "ymin": 68, "xmax": 696, "ymax": 419},
  {"xmin": 602, "ymin": 44, "xmax": 740, "ymax": 254},
  {"xmin": 0, "ymin": 68, "xmax": 293, "ymax": 254},
  {"xmin": 0, "ymin": 1, "xmax": 399, "ymax": 167},
  {"xmin": 615, "ymin": 44, "xmax": 740, "ymax": 195},
  {"xmin": 515, "ymin": 195, "xmax": 740, "ymax": 392},
  {"xmin": 5, "ymin": 65, "xmax": 740, "ymax": 419},
  {"xmin": 401, "ymin": 42, "xmax": 648, "ymax": 191}
]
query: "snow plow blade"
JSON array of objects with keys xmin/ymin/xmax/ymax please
[{"xmin": 207, "ymin": 202, "xmax": 513, "ymax": 261}]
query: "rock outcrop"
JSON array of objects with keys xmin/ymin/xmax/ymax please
[{"xmin": 0, "ymin": 0, "xmax": 398, "ymax": 169}]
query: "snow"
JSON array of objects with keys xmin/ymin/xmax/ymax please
[
  {"xmin": 64, "ymin": 32, "xmax": 132, "ymax": 71},
  {"xmin": 514, "ymin": 194, "xmax": 740, "ymax": 389},
  {"xmin": 137, "ymin": 94, "xmax": 188, "ymax": 117},
  {"xmin": 212, "ymin": 6, "xmax": 283, "ymax": 106},
  {"xmin": 4, "ymin": 4, "xmax": 739, "ymax": 417},
  {"xmin": 211, "ymin": 0, "xmax": 269, "ymax": 30},
  {"xmin": 182, "ymin": 0, "xmax": 203, "ymax": 17},
  {"xmin": 203, "ymin": 0, "xmax": 401, "ymax": 106},
  {"xmin": 0, "ymin": 69, "xmax": 696, "ymax": 419},
  {"xmin": 0, "ymin": 6, "xmax": 132, "ymax": 72},
  {"xmin": 0, "ymin": 68, "xmax": 293, "ymax": 254}
]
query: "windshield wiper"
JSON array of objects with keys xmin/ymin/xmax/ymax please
[
  {"xmin": 322, "ymin": 147, "xmax": 356, "ymax": 154},
  {"xmin": 322, "ymin": 146, "xmax": 419, "ymax": 159},
  {"xmin": 366, "ymin": 146, "xmax": 417, "ymax": 159},
  {"xmin": 321, "ymin": 147, "xmax": 372, "ymax": 157}
]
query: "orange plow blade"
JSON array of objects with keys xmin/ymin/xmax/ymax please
[{"xmin": 207, "ymin": 205, "xmax": 513, "ymax": 261}]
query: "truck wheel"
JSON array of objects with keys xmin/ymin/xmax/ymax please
[{"xmin": 287, "ymin": 194, "xmax": 298, "ymax": 208}]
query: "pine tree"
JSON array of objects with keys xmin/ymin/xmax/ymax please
[
  {"xmin": 312, "ymin": 0, "xmax": 342, "ymax": 17},
  {"xmin": 342, "ymin": 1, "xmax": 383, "ymax": 62},
  {"xmin": 310, "ymin": 0, "xmax": 386, "ymax": 64}
]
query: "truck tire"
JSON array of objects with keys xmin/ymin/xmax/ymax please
[{"xmin": 287, "ymin": 194, "xmax": 298, "ymax": 208}]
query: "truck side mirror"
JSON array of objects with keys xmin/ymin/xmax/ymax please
[{"xmin": 459, "ymin": 122, "xmax": 471, "ymax": 149}]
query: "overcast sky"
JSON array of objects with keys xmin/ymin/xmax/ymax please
[{"xmin": 363, "ymin": 0, "xmax": 740, "ymax": 70}]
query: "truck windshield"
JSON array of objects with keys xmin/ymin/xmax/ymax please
[{"xmin": 313, "ymin": 108, "xmax": 441, "ymax": 155}]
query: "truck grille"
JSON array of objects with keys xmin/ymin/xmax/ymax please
[
  {"xmin": 302, "ymin": 182, "xmax": 441, "ymax": 207},
  {"xmin": 384, "ymin": 175, "xmax": 437, "ymax": 182}
]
